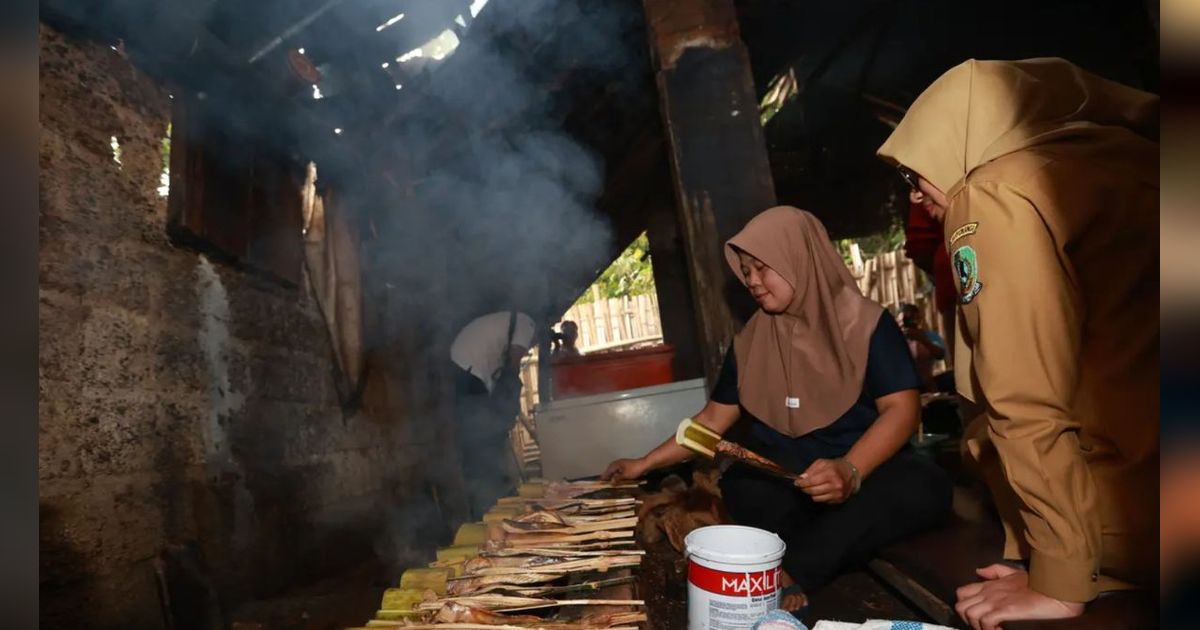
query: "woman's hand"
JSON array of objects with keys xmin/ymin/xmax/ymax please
[
  {"xmin": 602, "ymin": 457, "xmax": 651, "ymax": 482},
  {"xmin": 794, "ymin": 458, "xmax": 854, "ymax": 503}
]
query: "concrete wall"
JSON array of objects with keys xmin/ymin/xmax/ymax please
[{"xmin": 39, "ymin": 26, "xmax": 456, "ymax": 628}]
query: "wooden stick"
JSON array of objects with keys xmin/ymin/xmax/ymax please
[
  {"xmin": 496, "ymin": 497, "xmax": 639, "ymax": 508},
  {"xmin": 460, "ymin": 557, "xmax": 640, "ymax": 577},
  {"xmin": 481, "ymin": 548, "xmax": 644, "ymax": 558},
  {"xmin": 508, "ymin": 510, "xmax": 637, "ymax": 527},
  {"xmin": 418, "ymin": 597, "xmax": 645, "ymax": 613},
  {"xmin": 367, "ymin": 619, "xmax": 643, "ymax": 624},
  {"xmin": 448, "ymin": 572, "xmax": 564, "ymax": 588},
  {"xmin": 463, "ymin": 555, "xmax": 642, "ymax": 574},
  {"xmin": 512, "ymin": 576, "xmax": 637, "ymax": 597},
  {"xmin": 483, "ymin": 539, "xmax": 637, "ymax": 554},
  {"xmin": 502, "ymin": 517, "xmax": 638, "ymax": 535},
  {"xmin": 501, "ymin": 539, "xmax": 633, "ymax": 550},
  {"xmin": 715, "ymin": 441, "xmax": 798, "ymax": 481},
  {"xmin": 416, "ymin": 595, "xmax": 547, "ymax": 611},
  {"xmin": 496, "ymin": 599, "xmax": 644, "ymax": 613},
  {"xmin": 549, "ymin": 481, "xmax": 639, "ymax": 488},
  {"xmin": 499, "ymin": 530, "xmax": 634, "ymax": 548},
  {"xmin": 558, "ymin": 510, "xmax": 637, "ymax": 523}
]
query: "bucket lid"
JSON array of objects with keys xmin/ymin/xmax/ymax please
[{"xmin": 684, "ymin": 525, "xmax": 786, "ymax": 564}]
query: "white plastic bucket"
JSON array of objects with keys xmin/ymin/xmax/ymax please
[{"xmin": 685, "ymin": 525, "xmax": 787, "ymax": 630}]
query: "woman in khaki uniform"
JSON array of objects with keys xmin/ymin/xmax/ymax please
[{"xmin": 877, "ymin": 58, "xmax": 1158, "ymax": 629}]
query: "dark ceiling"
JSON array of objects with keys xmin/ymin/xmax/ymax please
[
  {"xmin": 737, "ymin": 0, "xmax": 1157, "ymax": 235},
  {"xmin": 40, "ymin": 0, "xmax": 1158, "ymax": 320},
  {"xmin": 41, "ymin": 0, "xmax": 1158, "ymax": 224}
]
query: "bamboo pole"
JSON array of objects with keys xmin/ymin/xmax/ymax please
[{"xmin": 592, "ymin": 286, "xmax": 607, "ymax": 345}]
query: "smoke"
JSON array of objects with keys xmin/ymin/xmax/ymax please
[
  {"xmin": 372, "ymin": 0, "xmax": 645, "ymax": 327},
  {"xmin": 346, "ymin": 0, "xmax": 650, "ymax": 566},
  {"xmin": 315, "ymin": 0, "xmax": 648, "ymax": 571},
  {"xmin": 47, "ymin": 0, "xmax": 648, "ymax": 326}
]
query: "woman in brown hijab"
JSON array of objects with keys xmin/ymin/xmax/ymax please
[
  {"xmin": 878, "ymin": 58, "xmax": 1158, "ymax": 629},
  {"xmin": 604, "ymin": 206, "xmax": 952, "ymax": 613}
]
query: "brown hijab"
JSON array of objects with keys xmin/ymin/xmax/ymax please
[
  {"xmin": 876, "ymin": 57, "xmax": 1158, "ymax": 195},
  {"xmin": 725, "ymin": 206, "xmax": 883, "ymax": 438}
]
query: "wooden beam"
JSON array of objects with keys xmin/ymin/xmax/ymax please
[
  {"xmin": 641, "ymin": 0, "xmax": 776, "ymax": 384},
  {"xmin": 866, "ymin": 558, "xmax": 957, "ymax": 627},
  {"xmin": 645, "ymin": 182, "xmax": 704, "ymax": 382}
]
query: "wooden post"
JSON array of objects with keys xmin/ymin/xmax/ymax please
[
  {"xmin": 642, "ymin": 0, "xmax": 777, "ymax": 384},
  {"xmin": 646, "ymin": 184, "xmax": 704, "ymax": 380}
]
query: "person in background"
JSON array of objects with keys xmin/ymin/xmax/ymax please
[
  {"xmin": 897, "ymin": 303, "xmax": 945, "ymax": 393},
  {"xmin": 878, "ymin": 58, "xmax": 1158, "ymax": 629},
  {"xmin": 450, "ymin": 310, "xmax": 536, "ymax": 519},
  {"xmin": 602, "ymin": 206, "xmax": 951, "ymax": 615},
  {"xmin": 551, "ymin": 320, "xmax": 581, "ymax": 358}
]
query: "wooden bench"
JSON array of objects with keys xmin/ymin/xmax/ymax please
[{"xmin": 867, "ymin": 485, "xmax": 1157, "ymax": 629}]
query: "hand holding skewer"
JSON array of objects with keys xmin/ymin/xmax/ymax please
[
  {"xmin": 601, "ymin": 458, "xmax": 650, "ymax": 482},
  {"xmin": 793, "ymin": 458, "xmax": 855, "ymax": 504}
]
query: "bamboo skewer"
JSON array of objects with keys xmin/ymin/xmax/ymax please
[
  {"xmin": 498, "ymin": 497, "xmax": 640, "ymax": 506},
  {"xmin": 507, "ymin": 510, "xmax": 637, "ymax": 527},
  {"xmin": 496, "ymin": 599, "xmax": 645, "ymax": 613},
  {"xmin": 463, "ymin": 554, "xmax": 641, "ymax": 574},
  {"xmin": 498, "ymin": 529, "xmax": 634, "ymax": 547},
  {"xmin": 676, "ymin": 417, "xmax": 798, "ymax": 481},
  {"xmin": 547, "ymin": 481, "xmax": 640, "ymax": 489},
  {"xmin": 502, "ymin": 541, "xmax": 638, "ymax": 551},
  {"xmin": 457, "ymin": 557, "xmax": 641, "ymax": 577},
  {"xmin": 551, "ymin": 511, "xmax": 637, "ymax": 523},
  {"xmin": 364, "ymin": 619, "xmax": 643, "ymax": 624},
  {"xmin": 511, "ymin": 576, "xmax": 637, "ymax": 597},
  {"xmin": 501, "ymin": 517, "xmax": 638, "ymax": 535},
  {"xmin": 415, "ymin": 595, "xmax": 549, "ymax": 611},
  {"xmin": 448, "ymin": 572, "xmax": 565, "ymax": 590},
  {"xmin": 416, "ymin": 597, "xmax": 645, "ymax": 613},
  {"xmin": 481, "ymin": 548, "xmax": 644, "ymax": 558},
  {"xmin": 496, "ymin": 497, "xmax": 640, "ymax": 508}
]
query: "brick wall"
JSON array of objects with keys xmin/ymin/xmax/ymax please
[{"xmin": 39, "ymin": 25, "xmax": 457, "ymax": 628}]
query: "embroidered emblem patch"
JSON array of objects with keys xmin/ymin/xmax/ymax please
[
  {"xmin": 952, "ymin": 245, "xmax": 983, "ymax": 304},
  {"xmin": 949, "ymin": 221, "xmax": 979, "ymax": 245}
]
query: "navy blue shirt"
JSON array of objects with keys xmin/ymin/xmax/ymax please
[{"xmin": 711, "ymin": 310, "xmax": 920, "ymax": 464}]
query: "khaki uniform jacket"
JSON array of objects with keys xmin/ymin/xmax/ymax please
[{"xmin": 947, "ymin": 132, "xmax": 1158, "ymax": 602}]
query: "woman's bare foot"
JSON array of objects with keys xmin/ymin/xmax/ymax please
[
  {"xmin": 779, "ymin": 571, "xmax": 809, "ymax": 612},
  {"xmin": 780, "ymin": 590, "xmax": 808, "ymax": 612}
]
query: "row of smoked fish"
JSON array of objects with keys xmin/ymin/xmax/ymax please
[{"xmin": 351, "ymin": 479, "xmax": 647, "ymax": 630}]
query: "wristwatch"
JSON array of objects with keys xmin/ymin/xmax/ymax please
[{"xmin": 838, "ymin": 458, "xmax": 862, "ymax": 495}]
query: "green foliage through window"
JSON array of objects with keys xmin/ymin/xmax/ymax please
[
  {"xmin": 834, "ymin": 215, "xmax": 907, "ymax": 266},
  {"xmin": 576, "ymin": 232, "xmax": 656, "ymax": 304}
]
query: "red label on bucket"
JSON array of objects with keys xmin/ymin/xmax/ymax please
[{"xmin": 688, "ymin": 560, "xmax": 781, "ymax": 597}]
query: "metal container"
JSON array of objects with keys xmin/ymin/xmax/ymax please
[
  {"xmin": 536, "ymin": 378, "xmax": 708, "ymax": 480},
  {"xmin": 552, "ymin": 344, "xmax": 675, "ymax": 399}
]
